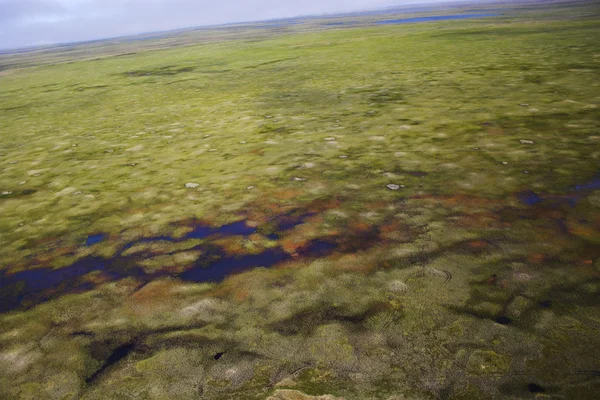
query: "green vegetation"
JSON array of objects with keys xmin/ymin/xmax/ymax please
[{"xmin": 1, "ymin": 1, "xmax": 599, "ymax": 399}]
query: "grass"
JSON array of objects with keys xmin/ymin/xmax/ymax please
[{"xmin": 1, "ymin": 1, "xmax": 600, "ymax": 399}]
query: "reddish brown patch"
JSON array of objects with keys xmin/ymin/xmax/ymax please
[
  {"xmin": 273, "ymin": 189, "xmax": 302, "ymax": 200},
  {"xmin": 130, "ymin": 280, "xmax": 179, "ymax": 304},
  {"xmin": 366, "ymin": 201, "xmax": 388, "ymax": 210},
  {"xmin": 232, "ymin": 287, "xmax": 249, "ymax": 302},
  {"xmin": 213, "ymin": 237, "xmax": 246, "ymax": 255},
  {"xmin": 583, "ymin": 259, "xmax": 593, "ymax": 265},
  {"xmin": 486, "ymin": 128, "xmax": 504, "ymax": 135},
  {"xmin": 306, "ymin": 198, "xmax": 342, "ymax": 213},
  {"xmin": 56, "ymin": 245, "xmax": 77, "ymax": 256},
  {"xmin": 485, "ymin": 274, "xmax": 498, "ymax": 286},
  {"xmin": 468, "ymin": 240, "xmax": 489, "ymax": 249},
  {"xmin": 379, "ymin": 221, "xmax": 411, "ymax": 242},
  {"xmin": 528, "ymin": 253, "xmax": 546, "ymax": 264},
  {"xmin": 379, "ymin": 221, "xmax": 401, "ymax": 234},
  {"xmin": 162, "ymin": 265, "xmax": 187, "ymax": 274},
  {"xmin": 568, "ymin": 222, "xmax": 600, "ymax": 241},
  {"xmin": 349, "ymin": 221, "xmax": 371, "ymax": 233},
  {"xmin": 332, "ymin": 252, "xmax": 376, "ymax": 274},
  {"xmin": 338, "ymin": 260, "xmax": 377, "ymax": 274},
  {"xmin": 125, "ymin": 208, "xmax": 147, "ymax": 215},
  {"xmin": 249, "ymin": 233, "xmax": 263, "ymax": 242},
  {"xmin": 81, "ymin": 272, "xmax": 112, "ymax": 285},
  {"xmin": 281, "ymin": 237, "xmax": 309, "ymax": 255}
]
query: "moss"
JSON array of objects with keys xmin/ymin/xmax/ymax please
[
  {"xmin": 505, "ymin": 296, "xmax": 533, "ymax": 320},
  {"xmin": 467, "ymin": 350, "xmax": 511, "ymax": 375},
  {"xmin": 309, "ymin": 324, "xmax": 355, "ymax": 369}
]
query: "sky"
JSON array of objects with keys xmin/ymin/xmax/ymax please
[{"xmin": 0, "ymin": 0, "xmax": 448, "ymax": 50}]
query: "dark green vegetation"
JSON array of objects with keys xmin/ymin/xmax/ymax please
[{"xmin": 1, "ymin": 1, "xmax": 599, "ymax": 399}]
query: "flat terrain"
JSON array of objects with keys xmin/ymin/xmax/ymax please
[{"xmin": 1, "ymin": 1, "xmax": 599, "ymax": 399}]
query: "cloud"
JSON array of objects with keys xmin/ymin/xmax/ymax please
[
  {"xmin": 0, "ymin": 0, "xmax": 68, "ymax": 24},
  {"xmin": 0, "ymin": 0, "xmax": 442, "ymax": 49}
]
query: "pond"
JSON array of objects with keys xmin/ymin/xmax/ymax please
[{"xmin": 375, "ymin": 13, "xmax": 501, "ymax": 25}]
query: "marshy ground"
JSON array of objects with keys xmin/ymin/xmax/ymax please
[{"xmin": 1, "ymin": 1, "xmax": 599, "ymax": 399}]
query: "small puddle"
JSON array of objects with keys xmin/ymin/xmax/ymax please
[
  {"xmin": 185, "ymin": 220, "xmax": 256, "ymax": 240},
  {"xmin": 574, "ymin": 175, "xmax": 600, "ymax": 192},
  {"xmin": 86, "ymin": 234, "xmax": 107, "ymax": 246},
  {"xmin": 517, "ymin": 173, "xmax": 599, "ymax": 207},
  {"xmin": 517, "ymin": 191, "xmax": 543, "ymax": 206}
]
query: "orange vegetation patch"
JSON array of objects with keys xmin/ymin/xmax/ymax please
[
  {"xmin": 528, "ymin": 253, "xmax": 546, "ymax": 264},
  {"xmin": 453, "ymin": 212, "xmax": 500, "ymax": 229},
  {"xmin": 272, "ymin": 189, "xmax": 303, "ymax": 200},
  {"xmin": 281, "ymin": 237, "xmax": 310, "ymax": 256},
  {"xmin": 215, "ymin": 270, "xmax": 275, "ymax": 303},
  {"xmin": 486, "ymin": 127, "xmax": 504, "ymax": 135},
  {"xmin": 162, "ymin": 265, "xmax": 189, "ymax": 274},
  {"xmin": 349, "ymin": 220, "xmax": 371, "ymax": 233},
  {"xmin": 379, "ymin": 221, "xmax": 401, "ymax": 234},
  {"xmin": 467, "ymin": 240, "xmax": 489, "ymax": 249},
  {"xmin": 213, "ymin": 237, "xmax": 247, "ymax": 255},
  {"xmin": 567, "ymin": 220, "xmax": 600, "ymax": 242},
  {"xmin": 124, "ymin": 207, "xmax": 148, "ymax": 215},
  {"xmin": 366, "ymin": 201, "xmax": 388, "ymax": 210},
  {"xmin": 232, "ymin": 286, "xmax": 249, "ymax": 302},
  {"xmin": 379, "ymin": 221, "xmax": 411, "ymax": 242},
  {"xmin": 307, "ymin": 198, "xmax": 342, "ymax": 212},
  {"xmin": 130, "ymin": 280, "xmax": 180, "ymax": 304},
  {"xmin": 34, "ymin": 245, "xmax": 79, "ymax": 264},
  {"xmin": 56, "ymin": 245, "xmax": 78, "ymax": 256},
  {"xmin": 80, "ymin": 272, "xmax": 112, "ymax": 285},
  {"xmin": 252, "ymin": 200, "xmax": 291, "ymax": 215},
  {"xmin": 335, "ymin": 253, "xmax": 377, "ymax": 274}
]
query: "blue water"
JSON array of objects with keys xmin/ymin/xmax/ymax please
[
  {"xmin": 0, "ymin": 237, "xmax": 340, "ymax": 312},
  {"xmin": 85, "ymin": 234, "xmax": 107, "ymax": 246},
  {"xmin": 274, "ymin": 212, "xmax": 317, "ymax": 232},
  {"xmin": 179, "ymin": 248, "xmax": 289, "ymax": 282},
  {"xmin": 375, "ymin": 13, "xmax": 500, "ymax": 25},
  {"xmin": 0, "ymin": 257, "xmax": 140, "ymax": 312},
  {"xmin": 179, "ymin": 239, "xmax": 337, "ymax": 283},
  {"xmin": 518, "ymin": 191, "xmax": 543, "ymax": 206},
  {"xmin": 574, "ymin": 175, "xmax": 600, "ymax": 192},
  {"xmin": 184, "ymin": 225, "xmax": 213, "ymax": 239},
  {"xmin": 211, "ymin": 220, "xmax": 257, "ymax": 236},
  {"xmin": 517, "ymin": 174, "xmax": 600, "ymax": 207}
]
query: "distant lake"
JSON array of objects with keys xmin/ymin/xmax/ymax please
[{"xmin": 375, "ymin": 13, "xmax": 501, "ymax": 25}]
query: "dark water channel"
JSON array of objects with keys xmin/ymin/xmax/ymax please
[
  {"xmin": 375, "ymin": 13, "xmax": 501, "ymax": 25},
  {"xmin": 0, "ymin": 211, "xmax": 328, "ymax": 312},
  {"xmin": 517, "ymin": 174, "xmax": 600, "ymax": 208}
]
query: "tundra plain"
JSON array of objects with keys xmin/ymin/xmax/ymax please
[{"xmin": 1, "ymin": 1, "xmax": 599, "ymax": 399}]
